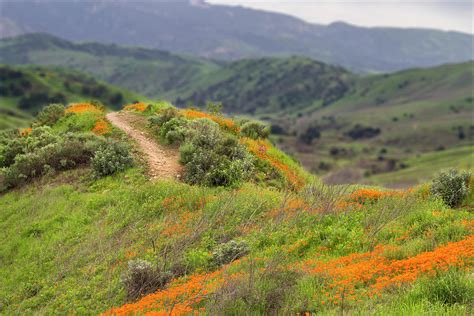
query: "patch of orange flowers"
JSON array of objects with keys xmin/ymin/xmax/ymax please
[
  {"xmin": 301, "ymin": 235, "xmax": 474, "ymax": 304},
  {"xmin": 92, "ymin": 119, "xmax": 112, "ymax": 135},
  {"xmin": 181, "ymin": 109, "xmax": 240, "ymax": 133},
  {"xmin": 65, "ymin": 103, "xmax": 102, "ymax": 114},
  {"xmin": 123, "ymin": 102, "xmax": 148, "ymax": 112},
  {"xmin": 243, "ymin": 138, "xmax": 305, "ymax": 189},
  {"xmin": 347, "ymin": 188, "xmax": 404, "ymax": 204},
  {"xmin": 19, "ymin": 127, "xmax": 32, "ymax": 137},
  {"xmin": 102, "ymin": 259, "xmax": 246, "ymax": 315}
]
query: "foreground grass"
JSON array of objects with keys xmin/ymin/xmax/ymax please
[{"xmin": 1, "ymin": 165, "xmax": 472, "ymax": 314}]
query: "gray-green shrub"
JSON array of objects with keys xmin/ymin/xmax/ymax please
[
  {"xmin": 180, "ymin": 119, "xmax": 253, "ymax": 187},
  {"xmin": 159, "ymin": 117, "xmax": 188, "ymax": 144},
  {"xmin": 91, "ymin": 140, "xmax": 133, "ymax": 178},
  {"xmin": 1, "ymin": 131, "xmax": 102, "ymax": 189},
  {"xmin": 121, "ymin": 259, "xmax": 171, "ymax": 300},
  {"xmin": 33, "ymin": 103, "xmax": 65, "ymax": 127},
  {"xmin": 212, "ymin": 240, "xmax": 249, "ymax": 266},
  {"xmin": 430, "ymin": 168, "xmax": 471, "ymax": 207},
  {"xmin": 240, "ymin": 121, "xmax": 270, "ymax": 140}
]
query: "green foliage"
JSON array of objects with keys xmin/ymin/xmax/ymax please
[
  {"xmin": 240, "ymin": 121, "xmax": 270, "ymax": 140},
  {"xmin": 211, "ymin": 240, "xmax": 249, "ymax": 266},
  {"xmin": 91, "ymin": 140, "xmax": 133, "ymax": 178},
  {"xmin": 430, "ymin": 169, "xmax": 471, "ymax": 208},
  {"xmin": 205, "ymin": 101, "xmax": 223, "ymax": 115},
  {"xmin": 33, "ymin": 103, "xmax": 65, "ymax": 127},
  {"xmin": 179, "ymin": 119, "xmax": 253, "ymax": 187},
  {"xmin": 0, "ymin": 128, "xmax": 102, "ymax": 189},
  {"xmin": 148, "ymin": 108, "xmax": 180, "ymax": 128},
  {"xmin": 159, "ymin": 117, "xmax": 188, "ymax": 145},
  {"xmin": 413, "ymin": 270, "xmax": 474, "ymax": 305}
]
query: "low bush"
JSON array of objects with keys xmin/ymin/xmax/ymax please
[
  {"xmin": 121, "ymin": 259, "xmax": 172, "ymax": 301},
  {"xmin": 211, "ymin": 240, "xmax": 249, "ymax": 266},
  {"xmin": 1, "ymin": 130, "xmax": 102, "ymax": 189},
  {"xmin": 148, "ymin": 108, "xmax": 180, "ymax": 128},
  {"xmin": 180, "ymin": 119, "xmax": 253, "ymax": 187},
  {"xmin": 159, "ymin": 117, "xmax": 188, "ymax": 145},
  {"xmin": 33, "ymin": 103, "xmax": 65, "ymax": 127},
  {"xmin": 240, "ymin": 121, "xmax": 270, "ymax": 140},
  {"xmin": 91, "ymin": 140, "xmax": 133, "ymax": 178},
  {"xmin": 430, "ymin": 168, "xmax": 471, "ymax": 208}
]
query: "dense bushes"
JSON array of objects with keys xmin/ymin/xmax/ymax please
[
  {"xmin": 180, "ymin": 119, "xmax": 253, "ymax": 187},
  {"xmin": 431, "ymin": 169, "xmax": 471, "ymax": 207},
  {"xmin": 0, "ymin": 128, "xmax": 104, "ymax": 189},
  {"xmin": 91, "ymin": 140, "xmax": 133, "ymax": 178},
  {"xmin": 148, "ymin": 109, "xmax": 254, "ymax": 187},
  {"xmin": 33, "ymin": 103, "xmax": 65, "ymax": 127},
  {"xmin": 0, "ymin": 125, "xmax": 133, "ymax": 190},
  {"xmin": 240, "ymin": 121, "xmax": 269, "ymax": 140}
]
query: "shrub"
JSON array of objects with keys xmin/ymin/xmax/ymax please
[
  {"xmin": 430, "ymin": 169, "xmax": 471, "ymax": 208},
  {"xmin": 240, "ymin": 121, "xmax": 270, "ymax": 140},
  {"xmin": 91, "ymin": 140, "xmax": 133, "ymax": 178},
  {"xmin": 211, "ymin": 240, "xmax": 249, "ymax": 266},
  {"xmin": 1, "ymin": 131, "xmax": 102, "ymax": 189},
  {"xmin": 159, "ymin": 117, "xmax": 188, "ymax": 144},
  {"xmin": 121, "ymin": 259, "xmax": 171, "ymax": 301},
  {"xmin": 148, "ymin": 108, "xmax": 180, "ymax": 128},
  {"xmin": 33, "ymin": 103, "xmax": 65, "ymax": 127},
  {"xmin": 180, "ymin": 119, "xmax": 253, "ymax": 187}
]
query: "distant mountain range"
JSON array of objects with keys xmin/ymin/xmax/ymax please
[{"xmin": 0, "ymin": 0, "xmax": 472, "ymax": 72}]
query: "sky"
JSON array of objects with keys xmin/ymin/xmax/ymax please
[{"xmin": 207, "ymin": 0, "xmax": 474, "ymax": 34}]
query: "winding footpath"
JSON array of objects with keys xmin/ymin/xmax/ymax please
[{"xmin": 106, "ymin": 112, "xmax": 182, "ymax": 180}]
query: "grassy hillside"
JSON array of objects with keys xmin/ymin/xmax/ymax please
[
  {"xmin": 268, "ymin": 62, "xmax": 474, "ymax": 186},
  {"xmin": 0, "ymin": 33, "xmax": 220, "ymax": 99},
  {"xmin": 0, "ymin": 101, "xmax": 473, "ymax": 314},
  {"xmin": 0, "ymin": 64, "xmax": 146, "ymax": 129},
  {"xmin": 175, "ymin": 57, "xmax": 352, "ymax": 114}
]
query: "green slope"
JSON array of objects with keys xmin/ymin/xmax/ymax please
[
  {"xmin": 0, "ymin": 33, "xmax": 220, "ymax": 100},
  {"xmin": 0, "ymin": 64, "xmax": 146, "ymax": 129},
  {"xmin": 271, "ymin": 62, "xmax": 474, "ymax": 186},
  {"xmin": 175, "ymin": 56, "xmax": 352, "ymax": 114}
]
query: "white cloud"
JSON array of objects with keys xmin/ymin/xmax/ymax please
[{"xmin": 207, "ymin": 0, "xmax": 473, "ymax": 33}]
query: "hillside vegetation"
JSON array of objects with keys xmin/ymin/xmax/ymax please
[
  {"xmin": 0, "ymin": 100, "xmax": 473, "ymax": 314},
  {"xmin": 0, "ymin": 34, "xmax": 220, "ymax": 100},
  {"xmin": 0, "ymin": 64, "xmax": 146, "ymax": 129},
  {"xmin": 1, "ymin": 0, "xmax": 473, "ymax": 72}
]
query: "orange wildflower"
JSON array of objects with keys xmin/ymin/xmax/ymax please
[
  {"xmin": 123, "ymin": 102, "xmax": 148, "ymax": 112},
  {"xmin": 242, "ymin": 138, "xmax": 305, "ymax": 189},
  {"xmin": 301, "ymin": 235, "xmax": 474, "ymax": 301},
  {"xmin": 65, "ymin": 103, "xmax": 102, "ymax": 114},
  {"xmin": 92, "ymin": 119, "xmax": 112, "ymax": 135},
  {"xmin": 19, "ymin": 127, "xmax": 32, "ymax": 137},
  {"xmin": 181, "ymin": 109, "xmax": 240, "ymax": 133}
]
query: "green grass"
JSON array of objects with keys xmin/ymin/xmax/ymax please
[
  {"xmin": 0, "ymin": 64, "xmax": 149, "ymax": 130},
  {"xmin": 366, "ymin": 146, "xmax": 474, "ymax": 187},
  {"xmin": 0, "ymin": 163, "xmax": 472, "ymax": 314}
]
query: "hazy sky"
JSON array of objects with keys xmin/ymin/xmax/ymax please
[{"xmin": 207, "ymin": 0, "xmax": 473, "ymax": 34}]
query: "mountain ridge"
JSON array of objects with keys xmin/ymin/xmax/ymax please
[{"xmin": 1, "ymin": 0, "xmax": 472, "ymax": 72}]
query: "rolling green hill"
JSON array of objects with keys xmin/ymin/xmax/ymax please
[
  {"xmin": 0, "ymin": 101, "xmax": 473, "ymax": 315},
  {"xmin": 0, "ymin": 33, "xmax": 220, "ymax": 100},
  {"xmin": 0, "ymin": 64, "xmax": 146, "ymax": 129},
  {"xmin": 268, "ymin": 62, "xmax": 474, "ymax": 186}
]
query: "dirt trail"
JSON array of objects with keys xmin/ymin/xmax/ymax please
[{"xmin": 106, "ymin": 112, "xmax": 182, "ymax": 180}]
